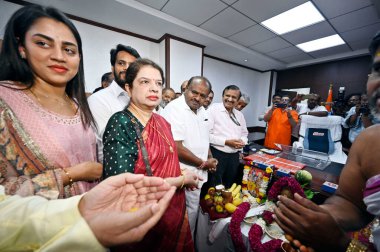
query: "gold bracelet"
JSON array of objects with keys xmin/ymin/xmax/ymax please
[
  {"xmin": 180, "ymin": 171, "xmax": 186, "ymax": 189},
  {"xmin": 62, "ymin": 168, "xmax": 73, "ymax": 186},
  {"xmin": 346, "ymin": 239, "xmax": 367, "ymax": 252}
]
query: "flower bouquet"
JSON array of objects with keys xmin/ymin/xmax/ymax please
[{"xmin": 229, "ymin": 177, "xmax": 306, "ymax": 252}]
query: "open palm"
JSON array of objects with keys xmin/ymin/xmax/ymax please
[
  {"xmin": 81, "ymin": 173, "xmax": 171, "ymax": 218},
  {"xmin": 78, "ymin": 173, "xmax": 176, "ymax": 246}
]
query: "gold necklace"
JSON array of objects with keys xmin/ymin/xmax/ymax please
[
  {"xmin": 149, "ymin": 119, "xmax": 174, "ymax": 153},
  {"xmin": 29, "ymin": 88, "xmax": 77, "ymax": 113},
  {"xmin": 129, "ymin": 106, "xmax": 174, "ymax": 153}
]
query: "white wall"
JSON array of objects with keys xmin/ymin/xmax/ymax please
[
  {"xmin": 73, "ymin": 20, "xmax": 159, "ymax": 92},
  {"xmin": 169, "ymin": 39, "xmax": 202, "ymax": 92},
  {"xmin": 1, "ymin": 1, "xmax": 273, "ymax": 119},
  {"xmin": 0, "ymin": 1, "xmax": 160, "ymax": 92},
  {"xmin": 159, "ymin": 39, "xmax": 166, "ymax": 82},
  {"xmin": 203, "ymin": 57, "xmax": 271, "ymax": 127}
]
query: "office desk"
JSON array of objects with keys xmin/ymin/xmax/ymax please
[
  {"xmin": 246, "ymin": 143, "xmax": 344, "ymax": 202},
  {"xmin": 195, "ymin": 144, "xmax": 346, "ymax": 251}
]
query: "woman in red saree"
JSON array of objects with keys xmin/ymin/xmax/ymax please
[{"xmin": 103, "ymin": 58, "xmax": 199, "ymax": 251}]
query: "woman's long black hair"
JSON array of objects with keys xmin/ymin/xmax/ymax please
[{"xmin": 0, "ymin": 4, "xmax": 95, "ymax": 128}]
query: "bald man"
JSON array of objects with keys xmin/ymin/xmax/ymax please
[{"xmin": 161, "ymin": 76, "xmax": 218, "ymax": 238}]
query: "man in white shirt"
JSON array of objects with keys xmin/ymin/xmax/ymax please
[
  {"xmin": 154, "ymin": 87, "xmax": 175, "ymax": 114},
  {"xmin": 235, "ymin": 93, "xmax": 250, "ymax": 111},
  {"xmin": 203, "ymin": 89, "xmax": 214, "ymax": 110},
  {"xmin": 161, "ymin": 76, "xmax": 217, "ymax": 238},
  {"xmin": 290, "ymin": 93, "xmax": 328, "ymax": 141},
  {"xmin": 207, "ymin": 85, "xmax": 248, "ymax": 189},
  {"xmin": 88, "ymin": 44, "xmax": 140, "ymax": 162},
  {"xmin": 292, "ymin": 93, "xmax": 329, "ymax": 116}
]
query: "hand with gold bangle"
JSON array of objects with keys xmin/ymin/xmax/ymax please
[
  {"xmin": 62, "ymin": 167, "xmax": 74, "ymax": 186},
  {"xmin": 180, "ymin": 170, "xmax": 186, "ymax": 189},
  {"xmin": 163, "ymin": 170, "xmax": 201, "ymax": 190},
  {"xmin": 60, "ymin": 162, "xmax": 103, "ymax": 187}
]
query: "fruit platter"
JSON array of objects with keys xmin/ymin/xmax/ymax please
[{"xmin": 200, "ymin": 183, "xmax": 243, "ymax": 220}]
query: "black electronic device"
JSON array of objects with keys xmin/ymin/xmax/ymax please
[
  {"xmin": 276, "ymin": 103, "xmax": 288, "ymax": 108},
  {"xmin": 359, "ymin": 105, "xmax": 370, "ymax": 114}
]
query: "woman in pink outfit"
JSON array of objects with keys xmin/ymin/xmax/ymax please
[{"xmin": 0, "ymin": 5, "xmax": 102, "ymax": 199}]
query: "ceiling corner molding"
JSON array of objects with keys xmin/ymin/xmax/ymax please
[
  {"xmin": 285, "ymin": 49, "xmax": 370, "ymax": 69},
  {"xmin": 158, "ymin": 33, "xmax": 206, "ymax": 49}
]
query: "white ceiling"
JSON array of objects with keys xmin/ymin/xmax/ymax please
[{"xmin": 19, "ymin": 0, "xmax": 380, "ymax": 71}]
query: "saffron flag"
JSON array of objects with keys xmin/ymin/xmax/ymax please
[{"xmin": 325, "ymin": 84, "xmax": 333, "ymax": 112}]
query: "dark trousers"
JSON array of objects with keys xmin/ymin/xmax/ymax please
[{"xmin": 201, "ymin": 147, "xmax": 240, "ymax": 196}]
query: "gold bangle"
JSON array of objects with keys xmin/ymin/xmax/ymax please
[
  {"xmin": 346, "ymin": 239, "xmax": 367, "ymax": 252},
  {"xmin": 180, "ymin": 171, "xmax": 186, "ymax": 189},
  {"xmin": 62, "ymin": 168, "xmax": 73, "ymax": 186}
]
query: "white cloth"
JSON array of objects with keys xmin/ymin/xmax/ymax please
[
  {"xmin": 185, "ymin": 189, "xmax": 202, "ymax": 238},
  {"xmin": 0, "ymin": 186, "xmax": 105, "ymax": 251},
  {"xmin": 88, "ymin": 81, "xmax": 130, "ymax": 162},
  {"xmin": 208, "ymin": 103, "xmax": 248, "ymax": 153},
  {"xmin": 208, "ymin": 217, "xmax": 231, "ymax": 243},
  {"xmin": 293, "ymin": 115, "xmax": 347, "ymax": 164},
  {"xmin": 293, "ymin": 104, "xmax": 328, "ymax": 137},
  {"xmin": 363, "ymin": 176, "xmax": 380, "ymax": 252},
  {"xmin": 153, "ymin": 106, "xmax": 163, "ymax": 114},
  {"xmin": 296, "ymin": 103, "xmax": 328, "ymax": 114},
  {"xmin": 208, "ymin": 204, "xmax": 269, "ymax": 244},
  {"xmin": 161, "ymin": 96, "xmax": 210, "ymax": 238},
  {"xmin": 161, "ymin": 95, "xmax": 209, "ymax": 184}
]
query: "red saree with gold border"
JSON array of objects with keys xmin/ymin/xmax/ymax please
[{"xmin": 113, "ymin": 112, "xmax": 194, "ymax": 252}]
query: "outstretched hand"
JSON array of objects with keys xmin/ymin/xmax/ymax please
[
  {"xmin": 184, "ymin": 170, "xmax": 203, "ymax": 190},
  {"xmin": 78, "ymin": 173, "xmax": 176, "ymax": 247},
  {"xmin": 273, "ymin": 193, "xmax": 350, "ymax": 252}
]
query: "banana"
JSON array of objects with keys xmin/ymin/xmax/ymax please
[
  {"xmin": 232, "ymin": 185, "xmax": 241, "ymax": 197},
  {"xmin": 228, "ymin": 183, "xmax": 237, "ymax": 192},
  {"xmin": 233, "ymin": 192, "xmax": 241, "ymax": 200}
]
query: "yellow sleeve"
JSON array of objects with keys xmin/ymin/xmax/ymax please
[{"xmin": 0, "ymin": 188, "xmax": 105, "ymax": 252}]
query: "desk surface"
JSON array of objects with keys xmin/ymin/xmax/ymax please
[{"xmin": 247, "ymin": 143, "xmax": 344, "ymax": 201}]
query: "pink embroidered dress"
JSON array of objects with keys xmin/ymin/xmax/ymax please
[{"xmin": 0, "ymin": 82, "xmax": 97, "ymax": 199}]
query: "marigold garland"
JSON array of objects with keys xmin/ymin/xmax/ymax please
[
  {"xmin": 262, "ymin": 210, "xmax": 274, "ymax": 225},
  {"xmin": 267, "ymin": 177, "xmax": 305, "ymax": 201},
  {"xmin": 229, "ymin": 203, "xmax": 282, "ymax": 252},
  {"xmin": 229, "ymin": 202, "xmax": 250, "ymax": 252},
  {"xmin": 248, "ymin": 224, "xmax": 282, "ymax": 252}
]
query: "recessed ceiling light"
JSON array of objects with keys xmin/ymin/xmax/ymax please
[
  {"xmin": 261, "ymin": 1, "xmax": 325, "ymax": 35},
  {"xmin": 244, "ymin": 59, "xmax": 248, "ymax": 62},
  {"xmin": 296, "ymin": 34, "xmax": 345, "ymax": 52}
]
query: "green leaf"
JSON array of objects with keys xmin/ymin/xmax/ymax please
[{"xmin": 304, "ymin": 189, "xmax": 317, "ymax": 200}]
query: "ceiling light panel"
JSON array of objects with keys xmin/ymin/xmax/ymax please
[
  {"xmin": 296, "ymin": 34, "xmax": 345, "ymax": 52},
  {"xmin": 261, "ymin": 1, "xmax": 325, "ymax": 35}
]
